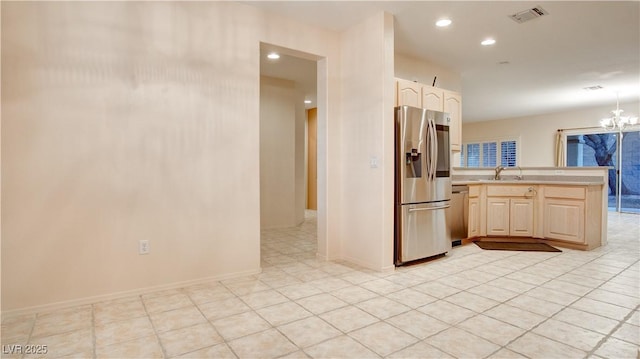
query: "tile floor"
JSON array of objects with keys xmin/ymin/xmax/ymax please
[{"xmin": 2, "ymin": 211, "xmax": 639, "ymax": 358}]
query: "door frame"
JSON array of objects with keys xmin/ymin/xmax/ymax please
[
  {"xmin": 562, "ymin": 126, "xmax": 640, "ymax": 213},
  {"xmin": 258, "ymin": 42, "xmax": 331, "ymax": 259}
]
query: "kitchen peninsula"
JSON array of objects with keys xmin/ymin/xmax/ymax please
[{"xmin": 452, "ymin": 167, "xmax": 609, "ymax": 250}]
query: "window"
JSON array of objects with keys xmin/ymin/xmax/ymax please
[
  {"xmin": 501, "ymin": 140, "xmax": 517, "ymax": 167},
  {"xmin": 466, "ymin": 143, "xmax": 480, "ymax": 167},
  {"xmin": 482, "ymin": 143, "xmax": 497, "ymax": 167},
  {"xmin": 461, "ymin": 139, "xmax": 518, "ymax": 167}
]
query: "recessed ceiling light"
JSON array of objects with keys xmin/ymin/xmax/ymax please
[
  {"xmin": 435, "ymin": 19, "xmax": 452, "ymax": 27},
  {"xmin": 304, "ymin": 100, "xmax": 312, "ymax": 104},
  {"xmin": 267, "ymin": 52, "xmax": 280, "ymax": 60},
  {"xmin": 481, "ymin": 38, "xmax": 496, "ymax": 46}
]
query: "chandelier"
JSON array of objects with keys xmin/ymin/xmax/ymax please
[{"xmin": 600, "ymin": 93, "xmax": 638, "ymax": 131}]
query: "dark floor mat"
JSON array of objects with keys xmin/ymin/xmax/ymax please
[{"xmin": 474, "ymin": 240, "xmax": 562, "ymax": 252}]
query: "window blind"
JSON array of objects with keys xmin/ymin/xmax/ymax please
[
  {"xmin": 467, "ymin": 143, "xmax": 480, "ymax": 167},
  {"xmin": 501, "ymin": 140, "xmax": 517, "ymax": 167},
  {"xmin": 461, "ymin": 139, "xmax": 518, "ymax": 167},
  {"xmin": 482, "ymin": 142, "xmax": 497, "ymax": 167}
]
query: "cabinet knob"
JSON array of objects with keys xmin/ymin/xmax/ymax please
[{"xmin": 525, "ymin": 187, "xmax": 537, "ymax": 198}]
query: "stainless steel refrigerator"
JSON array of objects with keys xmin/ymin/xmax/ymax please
[{"xmin": 395, "ymin": 105, "xmax": 452, "ymax": 265}]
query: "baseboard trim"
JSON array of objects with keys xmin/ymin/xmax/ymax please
[
  {"xmin": 380, "ymin": 264, "xmax": 396, "ymax": 273},
  {"xmin": 340, "ymin": 254, "xmax": 395, "ymax": 273},
  {"xmin": 1, "ymin": 267, "xmax": 262, "ymax": 319},
  {"xmin": 315, "ymin": 251, "xmax": 329, "ymax": 261}
]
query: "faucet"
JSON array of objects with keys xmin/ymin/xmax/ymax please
[
  {"xmin": 515, "ymin": 166, "xmax": 523, "ymax": 180},
  {"xmin": 494, "ymin": 165, "xmax": 505, "ymax": 180}
]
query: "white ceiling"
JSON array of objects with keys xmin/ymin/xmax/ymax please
[
  {"xmin": 251, "ymin": 1, "xmax": 640, "ymax": 123},
  {"xmin": 260, "ymin": 47, "xmax": 317, "ymax": 110}
]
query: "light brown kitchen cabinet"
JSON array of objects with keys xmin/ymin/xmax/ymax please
[
  {"xmin": 396, "ymin": 79, "xmax": 421, "ymax": 108},
  {"xmin": 468, "ymin": 199, "xmax": 480, "ymax": 238},
  {"xmin": 510, "ymin": 198, "xmax": 534, "ymax": 236},
  {"xmin": 542, "ymin": 186, "xmax": 587, "ymax": 244},
  {"xmin": 543, "ymin": 199, "xmax": 585, "ymax": 243},
  {"xmin": 469, "ymin": 182, "xmax": 604, "ymax": 250},
  {"xmin": 486, "ymin": 185, "xmax": 536, "ymax": 237},
  {"xmin": 468, "ymin": 186, "xmax": 481, "ymax": 238},
  {"xmin": 444, "ymin": 91, "xmax": 462, "ymax": 152},
  {"xmin": 486, "ymin": 198, "xmax": 510, "ymax": 236},
  {"xmin": 422, "ymin": 87, "xmax": 445, "ymax": 111}
]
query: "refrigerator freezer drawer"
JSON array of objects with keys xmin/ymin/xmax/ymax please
[{"xmin": 397, "ymin": 201, "xmax": 452, "ymax": 264}]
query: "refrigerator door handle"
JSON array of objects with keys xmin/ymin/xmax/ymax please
[
  {"xmin": 425, "ymin": 115, "xmax": 433, "ymax": 181},
  {"xmin": 430, "ymin": 117, "xmax": 438, "ymax": 181},
  {"xmin": 408, "ymin": 204, "xmax": 450, "ymax": 212},
  {"xmin": 423, "ymin": 115, "xmax": 431, "ymax": 181}
]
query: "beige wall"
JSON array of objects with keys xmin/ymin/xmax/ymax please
[
  {"xmin": 1, "ymin": 1, "xmax": 404, "ymax": 312},
  {"xmin": 259, "ymin": 76, "xmax": 305, "ymax": 228},
  {"xmin": 339, "ymin": 12, "xmax": 396, "ymax": 271},
  {"xmin": 394, "ymin": 53, "xmax": 462, "ymax": 93},
  {"xmin": 462, "ymin": 101, "xmax": 640, "ymax": 167},
  {"xmin": 1, "ymin": 1, "xmax": 344, "ymax": 312}
]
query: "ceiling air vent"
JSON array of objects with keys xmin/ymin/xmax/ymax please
[{"xmin": 509, "ymin": 6, "xmax": 549, "ymax": 23}]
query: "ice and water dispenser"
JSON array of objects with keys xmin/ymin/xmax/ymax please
[{"xmin": 405, "ymin": 147, "xmax": 422, "ymax": 178}]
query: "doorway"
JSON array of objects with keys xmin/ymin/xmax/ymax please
[
  {"xmin": 566, "ymin": 129, "xmax": 640, "ymax": 213},
  {"xmin": 258, "ymin": 43, "xmax": 323, "ymax": 263}
]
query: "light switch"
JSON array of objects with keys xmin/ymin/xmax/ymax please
[{"xmin": 370, "ymin": 156, "xmax": 379, "ymax": 168}]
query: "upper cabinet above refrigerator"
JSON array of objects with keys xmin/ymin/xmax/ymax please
[
  {"xmin": 395, "ymin": 78, "xmax": 462, "ymax": 152},
  {"xmin": 396, "ymin": 79, "xmax": 421, "ymax": 108}
]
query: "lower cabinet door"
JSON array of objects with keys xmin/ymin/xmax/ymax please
[
  {"xmin": 468, "ymin": 198, "xmax": 480, "ymax": 237},
  {"xmin": 543, "ymin": 199, "xmax": 585, "ymax": 243},
  {"xmin": 486, "ymin": 198, "xmax": 510, "ymax": 236},
  {"xmin": 510, "ymin": 199, "xmax": 534, "ymax": 237}
]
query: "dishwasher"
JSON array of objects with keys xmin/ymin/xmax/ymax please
[{"xmin": 447, "ymin": 185, "xmax": 468, "ymax": 247}]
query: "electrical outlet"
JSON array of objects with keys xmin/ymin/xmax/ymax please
[{"xmin": 139, "ymin": 240, "xmax": 150, "ymax": 255}]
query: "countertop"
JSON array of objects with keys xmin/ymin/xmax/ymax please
[{"xmin": 452, "ymin": 179, "xmax": 605, "ymax": 186}]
